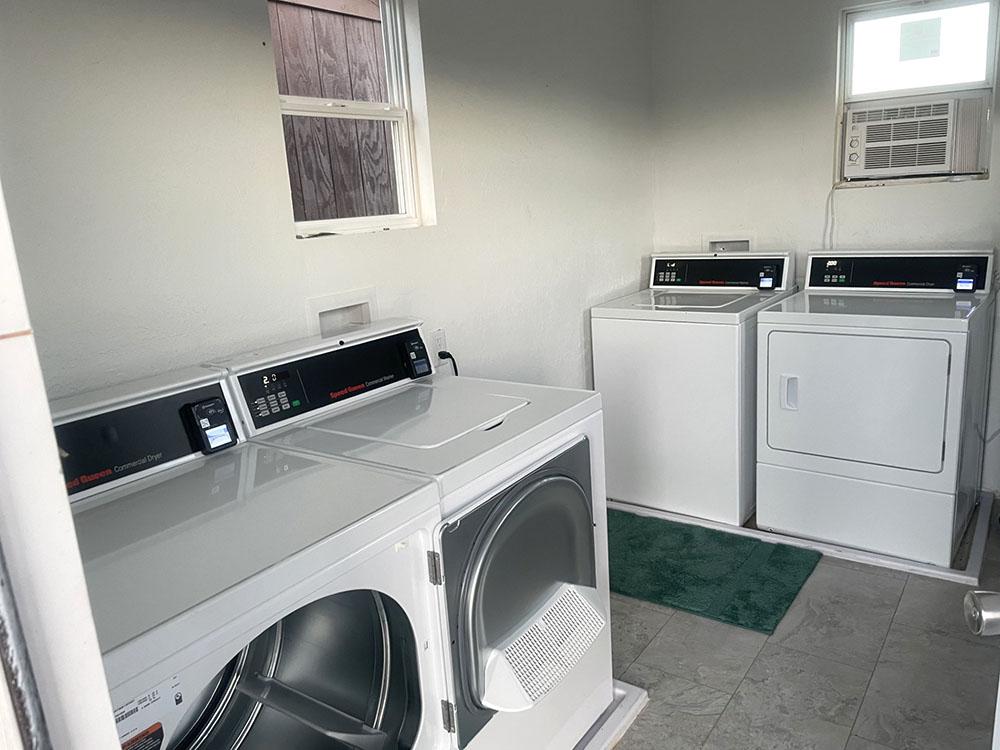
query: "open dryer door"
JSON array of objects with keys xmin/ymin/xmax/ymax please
[{"xmin": 438, "ymin": 439, "xmax": 606, "ymax": 748}]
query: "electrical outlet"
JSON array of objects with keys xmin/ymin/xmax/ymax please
[{"xmin": 431, "ymin": 328, "xmax": 447, "ymax": 357}]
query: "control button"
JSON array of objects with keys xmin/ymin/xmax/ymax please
[
  {"xmin": 278, "ymin": 391, "xmax": 286, "ymax": 398},
  {"xmin": 824, "ymin": 275, "xmax": 830, "ymax": 282},
  {"xmin": 849, "ymin": 138, "xmax": 859, "ymax": 148},
  {"xmin": 199, "ymin": 418, "xmax": 211, "ymax": 428},
  {"xmin": 849, "ymin": 153, "xmax": 859, "ymax": 163},
  {"xmin": 254, "ymin": 398, "xmax": 266, "ymax": 405},
  {"xmin": 282, "ymin": 404, "xmax": 290, "ymax": 410},
  {"xmin": 291, "ymin": 399, "xmax": 302, "ymax": 407}
]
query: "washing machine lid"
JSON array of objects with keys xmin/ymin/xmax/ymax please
[
  {"xmin": 757, "ymin": 290, "xmax": 993, "ymax": 332},
  {"xmin": 73, "ymin": 443, "xmax": 436, "ymax": 654},
  {"xmin": 258, "ymin": 376, "xmax": 601, "ymax": 496},
  {"xmin": 591, "ymin": 287, "xmax": 795, "ymax": 323},
  {"xmin": 303, "ymin": 381, "xmax": 529, "ymax": 448}
]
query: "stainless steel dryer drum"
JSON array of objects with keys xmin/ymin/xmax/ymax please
[
  {"xmin": 439, "ymin": 440, "xmax": 603, "ymax": 740},
  {"xmin": 164, "ymin": 591, "xmax": 420, "ymax": 750}
]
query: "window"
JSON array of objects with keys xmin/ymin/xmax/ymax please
[
  {"xmin": 267, "ymin": 0, "xmax": 435, "ymax": 236},
  {"xmin": 846, "ymin": 1, "xmax": 995, "ymax": 99},
  {"xmin": 837, "ymin": 0, "xmax": 998, "ymax": 183}
]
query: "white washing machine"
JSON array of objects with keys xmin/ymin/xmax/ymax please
[
  {"xmin": 52, "ymin": 368, "xmax": 451, "ymax": 750},
  {"xmin": 590, "ymin": 253, "xmax": 796, "ymax": 525},
  {"xmin": 208, "ymin": 318, "xmax": 636, "ymax": 750},
  {"xmin": 757, "ymin": 251, "xmax": 996, "ymax": 567}
]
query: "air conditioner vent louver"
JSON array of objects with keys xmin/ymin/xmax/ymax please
[
  {"xmin": 866, "ymin": 124, "xmax": 892, "ymax": 142},
  {"xmin": 851, "ymin": 102, "xmax": 950, "ymax": 123},
  {"xmin": 865, "ymin": 146, "xmax": 891, "ymax": 169},
  {"xmin": 919, "ymin": 118, "xmax": 949, "ymax": 138},
  {"xmin": 917, "ymin": 141, "xmax": 948, "ymax": 166},
  {"xmin": 842, "ymin": 96, "xmax": 979, "ymax": 180},
  {"xmin": 863, "ymin": 141, "xmax": 949, "ymax": 171}
]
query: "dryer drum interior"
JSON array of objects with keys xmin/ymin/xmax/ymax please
[
  {"xmin": 169, "ymin": 590, "xmax": 422, "ymax": 750},
  {"xmin": 442, "ymin": 438, "xmax": 603, "ymax": 746}
]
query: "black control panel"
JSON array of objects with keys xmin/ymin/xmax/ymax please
[
  {"xmin": 652, "ymin": 257, "xmax": 786, "ymax": 289},
  {"xmin": 808, "ymin": 255, "xmax": 991, "ymax": 291},
  {"xmin": 55, "ymin": 382, "xmax": 238, "ymax": 496},
  {"xmin": 238, "ymin": 329, "xmax": 433, "ymax": 430}
]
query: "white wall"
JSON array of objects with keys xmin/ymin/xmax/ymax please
[
  {"xmin": 650, "ymin": 0, "xmax": 1000, "ymax": 488},
  {"xmin": 650, "ymin": 0, "xmax": 1000, "ymax": 255},
  {"xmin": 0, "ymin": 0, "xmax": 653, "ymax": 398}
]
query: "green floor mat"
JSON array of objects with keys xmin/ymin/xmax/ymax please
[{"xmin": 607, "ymin": 509, "xmax": 821, "ymax": 634}]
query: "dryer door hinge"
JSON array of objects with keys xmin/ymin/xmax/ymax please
[
  {"xmin": 427, "ymin": 551, "xmax": 444, "ymax": 585},
  {"xmin": 441, "ymin": 700, "xmax": 457, "ymax": 733}
]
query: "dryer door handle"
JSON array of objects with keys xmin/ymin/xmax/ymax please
[{"xmin": 779, "ymin": 375, "xmax": 799, "ymax": 411}]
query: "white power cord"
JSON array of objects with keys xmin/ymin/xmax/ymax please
[{"xmin": 821, "ymin": 185, "xmax": 837, "ymax": 251}]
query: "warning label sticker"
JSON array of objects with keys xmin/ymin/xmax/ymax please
[
  {"xmin": 121, "ymin": 723, "xmax": 164, "ymax": 750},
  {"xmin": 114, "ymin": 674, "xmax": 183, "ymax": 749}
]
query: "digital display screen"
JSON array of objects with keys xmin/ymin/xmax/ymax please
[
  {"xmin": 206, "ymin": 424, "xmax": 234, "ymax": 449},
  {"xmin": 262, "ymin": 371, "xmax": 290, "ymax": 386}
]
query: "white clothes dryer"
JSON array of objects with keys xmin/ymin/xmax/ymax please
[
  {"xmin": 756, "ymin": 251, "xmax": 996, "ymax": 567},
  {"xmin": 52, "ymin": 368, "xmax": 450, "ymax": 750},
  {"xmin": 209, "ymin": 319, "xmax": 635, "ymax": 750}
]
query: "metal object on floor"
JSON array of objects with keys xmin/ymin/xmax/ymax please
[{"xmin": 0, "ymin": 541, "xmax": 49, "ymax": 750}]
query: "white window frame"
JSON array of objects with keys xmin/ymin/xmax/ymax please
[
  {"xmin": 841, "ymin": 0, "xmax": 1000, "ymax": 103},
  {"xmin": 833, "ymin": 0, "xmax": 1000, "ymax": 187},
  {"xmin": 279, "ymin": 0, "xmax": 436, "ymax": 238}
]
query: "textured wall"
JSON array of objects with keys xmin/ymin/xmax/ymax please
[
  {"xmin": 650, "ymin": 0, "xmax": 1000, "ymax": 256},
  {"xmin": 0, "ymin": 0, "xmax": 654, "ymax": 397},
  {"xmin": 649, "ymin": 0, "xmax": 1000, "ymax": 489}
]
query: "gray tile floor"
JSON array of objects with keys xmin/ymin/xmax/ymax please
[{"xmin": 612, "ymin": 520, "xmax": 1000, "ymax": 750}]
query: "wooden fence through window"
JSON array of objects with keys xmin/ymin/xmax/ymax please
[{"xmin": 267, "ymin": 0, "xmax": 398, "ymax": 222}]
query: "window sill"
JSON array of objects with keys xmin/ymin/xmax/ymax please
[
  {"xmin": 294, "ymin": 214, "xmax": 431, "ymax": 239},
  {"xmin": 834, "ymin": 171, "xmax": 989, "ymax": 190}
]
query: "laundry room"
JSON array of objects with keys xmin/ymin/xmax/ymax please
[{"xmin": 1, "ymin": 0, "xmax": 1000, "ymax": 749}]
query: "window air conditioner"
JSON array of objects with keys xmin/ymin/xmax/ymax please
[{"xmin": 842, "ymin": 93, "xmax": 989, "ymax": 180}]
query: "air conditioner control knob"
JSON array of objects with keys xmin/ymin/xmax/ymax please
[
  {"xmin": 850, "ymin": 138, "xmax": 860, "ymax": 148},
  {"xmin": 849, "ymin": 153, "xmax": 859, "ymax": 162}
]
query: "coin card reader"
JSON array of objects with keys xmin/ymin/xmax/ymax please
[
  {"xmin": 186, "ymin": 397, "xmax": 238, "ymax": 454},
  {"xmin": 956, "ymin": 265, "xmax": 978, "ymax": 293},
  {"xmin": 403, "ymin": 337, "xmax": 432, "ymax": 378},
  {"xmin": 758, "ymin": 264, "xmax": 778, "ymax": 290}
]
